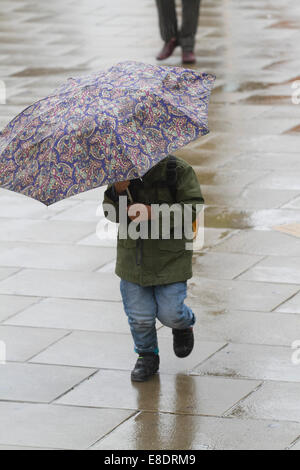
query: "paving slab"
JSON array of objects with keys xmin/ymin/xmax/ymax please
[
  {"xmin": 240, "ymin": 135, "xmax": 300, "ymax": 155},
  {"xmin": 192, "ymin": 343, "xmax": 300, "ymax": 382},
  {"xmin": 192, "ymin": 252, "xmax": 262, "ymax": 279},
  {"xmin": 30, "ymin": 328, "xmax": 225, "ymax": 373},
  {"xmin": 187, "ymin": 278, "xmax": 299, "ymax": 312},
  {"xmin": 0, "ymin": 242, "xmax": 116, "ymax": 271},
  {"xmin": 3, "ymin": 53, "xmax": 83, "ymax": 69},
  {"xmin": 251, "ymin": 171, "xmax": 300, "ymax": 190},
  {"xmin": 77, "ymin": 232, "xmax": 117, "ymax": 248},
  {"xmin": 30, "ymin": 331, "xmax": 136, "ymax": 369},
  {"xmin": 190, "ymin": 308, "xmax": 300, "ymax": 346},
  {"xmin": 0, "ymin": 269, "xmax": 121, "ymax": 301},
  {"xmin": 0, "ymin": 267, "xmax": 19, "ymax": 281},
  {"xmin": 212, "ymin": 119, "xmax": 300, "ymax": 136},
  {"xmin": 0, "ymin": 325, "xmax": 69, "ymax": 362},
  {"xmin": 0, "ymin": 445, "xmax": 53, "ymax": 450},
  {"xmin": 200, "ymin": 227, "xmax": 236, "ymax": 251},
  {"xmin": 0, "ymin": 294, "xmax": 39, "ymax": 323},
  {"xmin": 283, "ymin": 197, "xmax": 300, "ymax": 209},
  {"xmin": 228, "ymin": 381, "xmax": 300, "ymax": 423},
  {"xmin": 276, "ymin": 292, "xmax": 300, "ymax": 314},
  {"xmin": 50, "ymin": 200, "xmax": 103, "ymax": 222},
  {"xmin": 156, "ymin": 335, "xmax": 226, "ymax": 375},
  {"xmin": 239, "ymin": 256, "xmax": 300, "ymax": 284},
  {"xmin": 290, "ymin": 440, "xmax": 300, "ymax": 451},
  {"xmin": 92, "ymin": 412, "xmax": 300, "ymax": 451},
  {"xmin": 0, "ymin": 218, "xmax": 95, "ymax": 244},
  {"xmin": 0, "ymin": 402, "xmax": 134, "ymax": 450},
  {"xmin": 205, "ymin": 207, "xmax": 300, "ymax": 230},
  {"xmin": 207, "ymin": 103, "xmax": 269, "ymax": 122},
  {"xmin": 201, "ymin": 185, "xmax": 298, "ymax": 210},
  {"xmin": 57, "ymin": 369, "xmax": 260, "ymax": 416},
  {"xmin": 211, "ymin": 229, "xmax": 300, "ymax": 256},
  {"xmin": 174, "ymin": 147, "xmax": 234, "ymax": 169},
  {"xmin": 0, "ymin": 194, "xmax": 78, "ymax": 219},
  {"xmin": 97, "ymin": 260, "xmax": 116, "ymax": 273},
  {"xmin": 195, "ymin": 168, "xmax": 267, "ymax": 187},
  {"xmin": 0, "ymin": 362, "xmax": 96, "ymax": 403},
  {"xmin": 5, "ymin": 297, "xmax": 129, "ymax": 333},
  {"xmin": 222, "ymin": 153, "xmax": 300, "ymax": 171}
]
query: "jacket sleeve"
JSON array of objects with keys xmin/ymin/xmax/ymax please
[
  {"xmin": 176, "ymin": 163, "xmax": 205, "ymax": 212},
  {"xmin": 154, "ymin": 163, "xmax": 205, "ymax": 239},
  {"xmin": 103, "ymin": 185, "xmax": 120, "ymax": 223}
]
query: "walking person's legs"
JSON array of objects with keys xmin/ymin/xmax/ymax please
[
  {"xmin": 120, "ymin": 280, "xmax": 159, "ymax": 381},
  {"xmin": 155, "ymin": 0, "xmax": 179, "ymax": 60},
  {"xmin": 155, "ymin": 282, "xmax": 195, "ymax": 358},
  {"xmin": 180, "ymin": 0, "xmax": 201, "ymax": 63}
]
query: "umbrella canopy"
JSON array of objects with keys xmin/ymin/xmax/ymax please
[{"xmin": 0, "ymin": 61, "xmax": 215, "ymax": 206}]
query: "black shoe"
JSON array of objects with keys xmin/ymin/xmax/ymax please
[
  {"xmin": 172, "ymin": 327, "xmax": 194, "ymax": 358},
  {"xmin": 131, "ymin": 353, "xmax": 160, "ymax": 382}
]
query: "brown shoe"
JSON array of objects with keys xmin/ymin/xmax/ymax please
[
  {"xmin": 182, "ymin": 51, "xmax": 196, "ymax": 64},
  {"xmin": 156, "ymin": 38, "xmax": 178, "ymax": 61}
]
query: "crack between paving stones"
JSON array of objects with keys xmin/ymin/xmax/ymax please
[
  {"xmin": 232, "ymin": 254, "xmax": 268, "ymax": 280},
  {"xmin": 189, "ymin": 342, "xmax": 229, "ymax": 372},
  {"xmin": 271, "ymin": 286, "xmax": 300, "ymax": 312},
  {"xmin": 221, "ymin": 381, "xmax": 265, "ymax": 418},
  {"xmin": 25, "ymin": 330, "xmax": 73, "ymax": 362},
  {"xmin": 87, "ymin": 410, "xmax": 141, "ymax": 449},
  {"xmin": 50, "ymin": 368, "xmax": 99, "ymax": 404}
]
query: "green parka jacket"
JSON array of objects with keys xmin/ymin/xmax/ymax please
[{"xmin": 103, "ymin": 155, "xmax": 204, "ymax": 286}]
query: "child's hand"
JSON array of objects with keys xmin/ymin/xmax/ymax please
[
  {"xmin": 128, "ymin": 204, "xmax": 153, "ymax": 222},
  {"xmin": 114, "ymin": 180, "xmax": 130, "ymax": 194}
]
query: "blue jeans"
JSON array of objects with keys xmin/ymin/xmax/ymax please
[{"xmin": 120, "ymin": 280, "xmax": 195, "ymax": 354}]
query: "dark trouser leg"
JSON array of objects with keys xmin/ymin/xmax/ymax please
[
  {"xmin": 155, "ymin": 0, "xmax": 178, "ymax": 43},
  {"xmin": 180, "ymin": 0, "xmax": 201, "ymax": 52}
]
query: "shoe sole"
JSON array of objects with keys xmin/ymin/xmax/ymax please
[
  {"xmin": 174, "ymin": 349, "xmax": 193, "ymax": 358},
  {"xmin": 131, "ymin": 370, "xmax": 159, "ymax": 382},
  {"xmin": 156, "ymin": 54, "xmax": 175, "ymax": 61},
  {"xmin": 174, "ymin": 343, "xmax": 194, "ymax": 358}
]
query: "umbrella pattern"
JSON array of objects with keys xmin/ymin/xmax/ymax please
[{"xmin": 0, "ymin": 61, "xmax": 215, "ymax": 205}]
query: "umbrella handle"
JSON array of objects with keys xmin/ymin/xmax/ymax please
[{"xmin": 126, "ymin": 188, "xmax": 134, "ymax": 204}]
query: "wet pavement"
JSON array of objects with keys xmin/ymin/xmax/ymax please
[{"xmin": 0, "ymin": 0, "xmax": 300, "ymax": 451}]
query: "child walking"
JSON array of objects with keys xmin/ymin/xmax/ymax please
[{"xmin": 103, "ymin": 155, "xmax": 204, "ymax": 382}]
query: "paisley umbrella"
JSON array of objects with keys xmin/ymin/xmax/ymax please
[{"xmin": 0, "ymin": 61, "xmax": 215, "ymax": 206}]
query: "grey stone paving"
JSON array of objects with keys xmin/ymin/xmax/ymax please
[
  {"xmin": 0, "ymin": 0, "xmax": 300, "ymax": 451},
  {"xmin": 91, "ymin": 412, "xmax": 300, "ymax": 451}
]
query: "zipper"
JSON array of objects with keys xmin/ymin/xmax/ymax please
[{"xmin": 136, "ymin": 238, "xmax": 143, "ymax": 266}]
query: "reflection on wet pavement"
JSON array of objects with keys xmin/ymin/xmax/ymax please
[{"xmin": 0, "ymin": 0, "xmax": 300, "ymax": 452}]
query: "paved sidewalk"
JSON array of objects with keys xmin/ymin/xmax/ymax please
[{"xmin": 0, "ymin": 0, "xmax": 300, "ymax": 450}]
